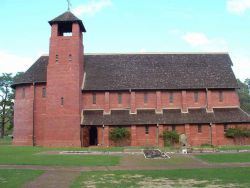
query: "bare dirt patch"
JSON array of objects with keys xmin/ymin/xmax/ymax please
[{"xmin": 81, "ymin": 174, "xmax": 240, "ymax": 188}]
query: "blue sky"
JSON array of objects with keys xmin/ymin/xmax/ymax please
[{"xmin": 0, "ymin": 0, "xmax": 249, "ymax": 81}]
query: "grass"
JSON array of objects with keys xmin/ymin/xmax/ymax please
[
  {"xmin": 0, "ymin": 136, "xmax": 12, "ymax": 145},
  {"xmin": 0, "ymin": 145, "xmax": 120, "ymax": 166},
  {"xmin": 218, "ymin": 145, "xmax": 250, "ymax": 151},
  {"xmin": 0, "ymin": 169, "xmax": 44, "ymax": 188},
  {"xmin": 196, "ymin": 152, "xmax": 250, "ymax": 163},
  {"xmin": 71, "ymin": 167, "xmax": 250, "ymax": 188}
]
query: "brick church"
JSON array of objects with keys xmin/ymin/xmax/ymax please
[{"xmin": 12, "ymin": 11, "xmax": 250, "ymax": 147}]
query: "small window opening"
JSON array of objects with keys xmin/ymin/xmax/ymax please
[
  {"xmin": 118, "ymin": 93, "xmax": 122, "ymax": 104},
  {"xmin": 68, "ymin": 54, "xmax": 72, "ymax": 62},
  {"xmin": 198, "ymin": 125, "xmax": 202, "ymax": 133},
  {"xmin": 22, "ymin": 88, "xmax": 25, "ymax": 98},
  {"xmin": 55, "ymin": 54, "xmax": 59, "ymax": 63},
  {"xmin": 42, "ymin": 87, "xmax": 46, "ymax": 98},
  {"xmin": 169, "ymin": 92, "xmax": 174, "ymax": 103},
  {"xmin": 61, "ymin": 97, "xmax": 64, "ymax": 106},
  {"xmin": 144, "ymin": 92, "xmax": 148, "ymax": 104},
  {"xmin": 93, "ymin": 93, "xmax": 96, "ymax": 104},
  {"xmin": 219, "ymin": 91, "xmax": 223, "ymax": 102},
  {"xmin": 194, "ymin": 91, "xmax": 199, "ymax": 103},
  {"xmin": 172, "ymin": 125, "xmax": 176, "ymax": 131},
  {"xmin": 145, "ymin": 126, "xmax": 149, "ymax": 134}
]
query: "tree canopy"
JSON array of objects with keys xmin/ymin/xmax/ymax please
[
  {"xmin": 237, "ymin": 78, "xmax": 250, "ymax": 114},
  {"xmin": 0, "ymin": 73, "xmax": 14, "ymax": 138}
]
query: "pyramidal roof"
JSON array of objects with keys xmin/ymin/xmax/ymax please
[{"xmin": 48, "ymin": 11, "xmax": 86, "ymax": 32}]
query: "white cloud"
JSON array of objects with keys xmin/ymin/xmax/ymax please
[
  {"xmin": 227, "ymin": 0, "xmax": 250, "ymax": 15},
  {"xmin": 182, "ymin": 32, "xmax": 228, "ymax": 52},
  {"xmin": 0, "ymin": 50, "xmax": 35, "ymax": 75},
  {"xmin": 231, "ymin": 54, "xmax": 250, "ymax": 81},
  {"xmin": 182, "ymin": 32, "xmax": 210, "ymax": 46},
  {"xmin": 73, "ymin": 0, "xmax": 112, "ymax": 16}
]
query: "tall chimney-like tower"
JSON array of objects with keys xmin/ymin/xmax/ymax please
[{"xmin": 43, "ymin": 11, "xmax": 86, "ymax": 146}]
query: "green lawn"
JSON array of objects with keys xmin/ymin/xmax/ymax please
[
  {"xmin": 0, "ymin": 169, "xmax": 44, "ymax": 188},
  {"xmin": 218, "ymin": 145, "xmax": 250, "ymax": 151},
  {"xmin": 71, "ymin": 167, "xmax": 250, "ymax": 188},
  {"xmin": 0, "ymin": 136, "xmax": 12, "ymax": 145},
  {"xmin": 196, "ymin": 152, "xmax": 250, "ymax": 163},
  {"xmin": 0, "ymin": 146, "xmax": 120, "ymax": 166}
]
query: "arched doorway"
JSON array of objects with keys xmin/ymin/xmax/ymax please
[{"xmin": 89, "ymin": 126, "xmax": 98, "ymax": 146}]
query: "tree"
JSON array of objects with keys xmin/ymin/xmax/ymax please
[
  {"xmin": 0, "ymin": 73, "xmax": 14, "ymax": 138},
  {"xmin": 237, "ymin": 79, "xmax": 250, "ymax": 114}
]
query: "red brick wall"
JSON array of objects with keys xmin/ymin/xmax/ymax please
[
  {"xmin": 34, "ymin": 84, "xmax": 47, "ymax": 146},
  {"xmin": 13, "ymin": 85, "xmax": 34, "ymax": 146},
  {"xmin": 82, "ymin": 92, "xmax": 105, "ymax": 110},
  {"xmin": 215, "ymin": 124, "xmax": 250, "ymax": 145},
  {"xmin": 109, "ymin": 92, "xmax": 130, "ymax": 109},
  {"xmin": 162, "ymin": 91, "xmax": 182, "ymax": 109},
  {"xmin": 43, "ymin": 23, "xmax": 83, "ymax": 147},
  {"xmin": 135, "ymin": 92, "xmax": 156, "ymax": 109},
  {"xmin": 210, "ymin": 90, "xmax": 240, "ymax": 108},
  {"xmin": 188, "ymin": 124, "xmax": 211, "ymax": 146},
  {"xmin": 82, "ymin": 89, "xmax": 240, "ymax": 113},
  {"xmin": 134, "ymin": 125, "xmax": 157, "ymax": 146},
  {"xmin": 186, "ymin": 90, "xmax": 207, "ymax": 108}
]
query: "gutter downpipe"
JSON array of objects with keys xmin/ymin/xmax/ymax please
[
  {"xmin": 209, "ymin": 122, "xmax": 212, "ymax": 146},
  {"xmin": 206, "ymin": 88, "xmax": 209, "ymax": 110},
  {"xmin": 32, "ymin": 82, "xmax": 35, "ymax": 146}
]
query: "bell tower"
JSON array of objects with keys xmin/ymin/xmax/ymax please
[{"xmin": 43, "ymin": 11, "xmax": 86, "ymax": 147}]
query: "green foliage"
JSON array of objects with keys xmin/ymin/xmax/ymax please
[
  {"xmin": 162, "ymin": 130, "xmax": 179, "ymax": 146},
  {"xmin": 237, "ymin": 78, "xmax": 250, "ymax": 114},
  {"xmin": 225, "ymin": 128, "xmax": 250, "ymax": 138},
  {"xmin": 109, "ymin": 127, "xmax": 130, "ymax": 146},
  {"xmin": 0, "ymin": 72, "xmax": 24, "ymax": 137}
]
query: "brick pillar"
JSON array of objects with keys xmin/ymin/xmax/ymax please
[
  {"xmin": 206, "ymin": 89, "xmax": 213, "ymax": 112},
  {"xmin": 156, "ymin": 91, "xmax": 162, "ymax": 113},
  {"xmin": 158, "ymin": 125, "xmax": 164, "ymax": 147},
  {"xmin": 130, "ymin": 91, "xmax": 136, "ymax": 114},
  {"xmin": 185, "ymin": 124, "xmax": 190, "ymax": 146},
  {"xmin": 104, "ymin": 125, "xmax": 109, "ymax": 147},
  {"xmin": 131, "ymin": 125, "xmax": 137, "ymax": 146},
  {"xmin": 104, "ymin": 92, "xmax": 110, "ymax": 114},
  {"xmin": 182, "ymin": 90, "xmax": 188, "ymax": 113},
  {"xmin": 211, "ymin": 124, "xmax": 217, "ymax": 146}
]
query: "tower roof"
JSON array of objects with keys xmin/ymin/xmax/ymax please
[{"xmin": 49, "ymin": 11, "xmax": 86, "ymax": 32}]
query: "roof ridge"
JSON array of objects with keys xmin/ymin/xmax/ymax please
[{"xmin": 85, "ymin": 52, "xmax": 229, "ymax": 55}]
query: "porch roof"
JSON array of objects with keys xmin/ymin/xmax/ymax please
[{"xmin": 81, "ymin": 108, "xmax": 250, "ymax": 126}]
